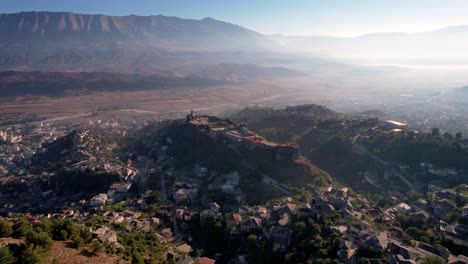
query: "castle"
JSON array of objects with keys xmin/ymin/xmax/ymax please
[{"xmin": 186, "ymin": 112, "xmax": 300, "ymax": 161}]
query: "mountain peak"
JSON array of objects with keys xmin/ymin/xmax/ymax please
[{"xmin": 202, "ymin": 17, "xmax": 216, "ymax": 21}]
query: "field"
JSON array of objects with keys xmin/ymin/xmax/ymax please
[
  {"xmin": 0, "ymin": 81, "xmax": 330, "ymax": 126},
  {"xmin": 0, "ymin": 75, "xmax": 432, "ymax": 128}
]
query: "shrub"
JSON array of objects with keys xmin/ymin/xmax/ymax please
[
  {"xmin": 0, "ymin": 246, "xmax": 16, "ymax": 264},
  {"xmin": 0, "ymin": 219, "xmax": 13, "ymax": 237},
  {"xmin": 26, "ymin": 231, "xmax": 53, "ymax": 251}
]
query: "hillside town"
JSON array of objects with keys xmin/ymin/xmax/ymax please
[{"xmin": 0, "ymin": 112, "xmax": 467, "ymax": 264}]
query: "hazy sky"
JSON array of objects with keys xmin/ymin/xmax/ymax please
[{"xmin": 3, "ymin": 0, "xmax": 468, "ymax": 37}]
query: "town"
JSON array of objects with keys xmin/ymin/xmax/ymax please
[{"xmin": 0, "ymin": 110, "xmax": 466, "ymax": 264}]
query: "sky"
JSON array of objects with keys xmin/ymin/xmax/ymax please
[{"xmin": 3, "ymin": 0, "xmax": 468, "ymax": 37}]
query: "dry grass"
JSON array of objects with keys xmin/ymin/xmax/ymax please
[{"xmin": 45, "ymin": 241, "xmax": 130, "ymax": 264}]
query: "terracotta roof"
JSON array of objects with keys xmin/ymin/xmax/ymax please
[{"xmin": 197, "ymin": 257, "xmax": 216, "ymax": 264}]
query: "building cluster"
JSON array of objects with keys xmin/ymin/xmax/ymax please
[
  {"xmin": 0, "ymin": 124, "xmax": 67, "ymax": 177},
  {"xmin": 1, "ymin": 114, "xmax": 468, "ymax": 264}
]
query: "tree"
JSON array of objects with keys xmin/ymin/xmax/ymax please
[
  {"xmin": 0, "ymin": 247, "xmax": 16, "ymax": 264},
  {"xmin": 60, "ymin": 230, "xmax": 69, "ymax": 240},
  {"xmin": 79, "ymin": 227, "xmax": 92, "ymax": 243},
  {"xmin": 293, "ymin": 221, "xmax": 306, "ymax": 238},
  {"xmin": 26, "ymin": 231, "xmax": 53, "ymax": 251},
  {"xmin": 145, "ymin": 191, "xmax": 161, "ymax": 204},
  {"xmin": 12, "ymin": 217, "xmax": 31, "ymax": 238},
  {"xmin": 19, "ymin": 245, "xmax": 44, "ymax": 264},
  {"xmin": 455, "ymin": 132, "xmax": 463, "ymax": 140},
  {"xmin": 90, "ymin": 240, "xmax": 105, "ymax": 255},
  {"xmin": 443, "ymin": 132, "xmax": 454, "ymax": 140},
  {"xmin": 71, "ymin": 235, "xmax": 84, "ymax": 248},
  {"xmin": 422, "ymin": 256, "xmax": 446, "ymax": 264},
  {"xmin": 431, "ymin": 128, "xmax": 440, "ymax": 137},
  {"xmin": 0, "ymin": 219, "xmax": 13, "ymax": 237},
  {"xmin": 131, "ymin": 251, "xmax": 145, "ymax": 264}
]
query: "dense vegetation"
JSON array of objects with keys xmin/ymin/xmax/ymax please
[
  {"xmin": 0, "ymin": 216, "xmax": 170, "ymax": 264},
  {"xmin": 0, "ymin": 217, "xmax": 92, "ymax": 264},
  {"xmin": 232, "ymin": 105, "xmax": 341, "ymax": 143}
]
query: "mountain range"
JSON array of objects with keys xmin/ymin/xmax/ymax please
[
  {"xmin": 1, "ymin": 11, "xmax": 468, "ymax": 95},
  {"xmin": 0, "ymin": 11, "xmax": 273, "ymax": 50},
  {"xmin": 0, "ymin": 11, "xmax": 280, "ymax": 74}
]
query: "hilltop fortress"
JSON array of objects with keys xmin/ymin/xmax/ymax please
[{"xmin": 186, "ymin": 112, "xmax": 300, "ymax": 161}]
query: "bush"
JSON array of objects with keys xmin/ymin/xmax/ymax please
[
  {"xmin": 19, "ymin": 245, "xmax": 44, "ymax": 264},
  {"xmin": 71, "ymin": 235, "xmax": 85, "ymax": 248},
  {"xmin": 132, "ymin": 251, "xmax": 145, "ymax": 264},
  {"xmin": 422, "ymin": 256, "xmax": 446, "ymax": 264},
  {"xmin": 12, "ymin": 217, "xmax": 31, "ymax": 238},
  {"xmin": 26, "ymin": 231, "xmax": 53, "ymax": 251},
  {"xmin": 0, "ymin": 219, "xmax": 13, "ymax": 237},
  {"xmin": 90, "ymin": 240, "xmax": 105, "ymax": 254},
  {"xmin": 79, "ymin": 227, "xmax": 92, "ymax": 244},
  {"xmin": 0, "ymin": 246, "xmax": 16, "ymax": 264}
]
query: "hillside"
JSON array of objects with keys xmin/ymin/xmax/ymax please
[
  {"xmin": 123, "ymin": 117, "xmax": 334, "ymax": 202},
  {"xmin": 232, "ymin": 105, "xmax": 468, "ymax": 192},
  {"xmin": 231, "ymin": 104, "xmax": 342, "ymax": 142}
]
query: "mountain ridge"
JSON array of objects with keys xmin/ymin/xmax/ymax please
[{"xmin": 0, "ymin": 11, "xmax": 274, "ymax": 50}]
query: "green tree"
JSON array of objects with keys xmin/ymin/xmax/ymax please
[
  {"xmin": 293, "ymin": 221, "xmax": 306, "ymax": 238},
  {"xmin": 0, "ymin": 247, "xmax": 16, "ymax": 264},
  {"xmin": 443, "ymin": 132, "xmax": 454, "ymax": 140},
  {"xmin": 90, "ymin": 240, "xmax": 105, "ymax": 255},
  {"xmin": 431, "ymin": 128, "xmax": 440, "ymax": 137},
  {"xmin": 71, "ymin": 235, "xmax": 84, "ymax": 248},
  {"xmin": 12, "ymin": 217, "xmax": 31, "ymax": 238},
  {"xmin": 26, "ymin": 231, "xmax": 53, "ymax": 251},
  {"xmin": 422, "ymin": 256, "xmax": 446, "ymax": 264},
  {"xmin": 63, "ymin": 219, "xmax": 78, "ymax": 238},
  {"xmin": 19, "ymin": 245, "xmax": 44, "ymax": 264},
  {"xmin": 79, "ymin": 227, "xmax": 92, "ymax": 243},
  {"xmin": 60, "ymin": 230, "xmax": 69, "ymax": 240},
  {"xmin": 0, "ymin": 219, "xmax": 13, "ymax": 237},
  {"xmin": 455, "ymin": 132, "xmax": 463, "ymax": 140},
  {"xmin": 132, "ymin": 251, "xmax": 145, "ymax": 264}
]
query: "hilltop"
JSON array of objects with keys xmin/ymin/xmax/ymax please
[
  {"xmin": 232, "ymin": 104, "xmax": 468, "ymax": 192},
  {"xmin": 123, "ymin": 115, "xmax": 334, "ymax": 203}
]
